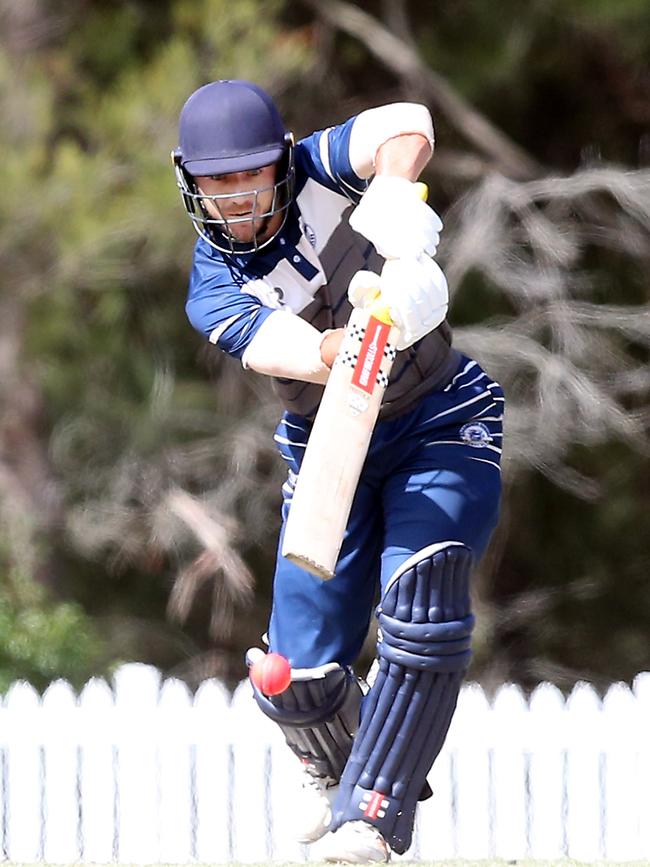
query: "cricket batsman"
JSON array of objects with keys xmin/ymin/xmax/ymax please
[{"xmin": 174, "ymin": 79, "xmax": 504, "ymax": 862}]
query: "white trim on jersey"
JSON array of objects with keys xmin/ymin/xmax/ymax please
[
  {"xmin": 423, "ymin": 439, "xmax": 503, "ymax": 455},
  {"xmin": 274, "ymin": 434, "xmax": 308, "ymax": 448},
  {"xmin": 242, "ymin": 277, "xmax": 285, "ymax": 310},
  {"xmin": 455, "ymin": 371, "xmax": 488, "ymax": 391},
  {"xmin": 209, "ymin": 312, "xmax": 244, "ymax": 344},
  {"xmin": 443, "ymin": 360, "xmax": 478, "ymax": 390},
  {"xmin": 473, "ymin": 403, "xmax": 499, "ymax": 418},
  {"xmin": 243, "ymin": 251, "xmax": 326, "ymax": 314},
  {"xmin": 468, "ymin": 456, "xmax": 502, "ymax": 471},
  {"xmin": 318, "ymin": 128, "xmax": 335, "ymax": 181},
  {"xmin": 278, "ymin": 419, "xmax": 309, "ymax": 435},
  {"xmin": 418, "ymin": 389, "xmax": 495, "ymax": 425},
  {"xmin": 349, "ymin": 103, "xmax": 435, "ymax": 178},
  {"xmin": 296, "ymin": 178, "xmax": 352, "ymax": 257}
]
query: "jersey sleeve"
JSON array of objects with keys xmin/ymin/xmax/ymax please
[
  {"xmin": 296, "ymin": 117, "xmax": 368, "ymax": 203},
  {"xmin": 185, "ymin": 240, "xmax": 276, "ymax": 360},
  {"xmin": 296, "ymin": 104, "xmax": 434, "ymax": 202}
]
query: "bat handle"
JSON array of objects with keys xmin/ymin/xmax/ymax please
[
  {"xmin": 365, "ymin": 181, "xmax": 429, "ymax": 325},
  {"xmin": 414, "ymin": 181, "xmax": 429, "ymax": 201},
  {"xmin": 368, "ymin": 300, "xmax": 394, "ymax": 325}
]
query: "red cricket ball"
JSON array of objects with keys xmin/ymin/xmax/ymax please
[{"xmin": 249, "ymin": 652, "xmax": 292, "ymax": 696}]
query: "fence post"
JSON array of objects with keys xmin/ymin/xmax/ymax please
[
  {"xmin": 2, "ymin": 681, "xmax": 43, "ymax": 863},
  {"xmin": 78, "ymin": 677, "xmax": 116, "ymax": 864},
  {"xmin": 633, "ymin": 672, "xmax": 650, "ymax": 859},
  {"xmin": 565, "ymin": 681, "xmax": 603, "ymax": 861},
  {"xmin": 601, "ymin": 682, "xmax": 640, "ymax": 860},
  {"xmin": 41, "ymin": 680, "xmax": 80, "ymax": 863},
  {"xmin": 193, "ymin": 677, "xmax": 232, "ymax": 863},
  {"xmin": 491, "ymin": 683, "xmax": 529, "ymax": 859},
  {"xmin": 266, "ymin": 714, "xmax": 309, "ymax": 863},
  {"xmin": 448, "ymin": 681, "xmax": 492, "ymax": 858},
  {"xmin": 414, "ymin": 683, "xmax": 477, "ymax": 861},
  {"xmin": 158, "ymin": 677, "xmax": 194, "ymax": 862},
  {"xmin": 229, "ymin": 680, "xmax": 305, "ymax": 863},
  {"xmin": 112, "ymin": 664, "xmax": 161, "ymax": 863},
  {"xmin": 527, "ymin": 681, "xmax": 566, "ymax": 859}
]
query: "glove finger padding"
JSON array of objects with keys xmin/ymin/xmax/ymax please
[
  {"xmin": 349, "ymin": 176, "xmax": 443, "ymax": 260},
  {"xmin": 380, "ymin": 256, "xmax": 449, "ymax": 350},
  {"xmin": 347, "ymin": 269, "xmax": 382, "ymax": 309}
]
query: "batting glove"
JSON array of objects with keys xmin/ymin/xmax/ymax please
[
  {"xmin": 349, "ymin": 175, "xmax": 442, "ymax": 259},
  {"xmin": 347, "ymin": 256, "xmax": 449, "ymax": 350},
  {"xmin": 347, "ymin": 269, "xmax": 382, "ymax": 310},
  {"xmin": 381, "ymin": 256, "xmax": 448, "ymax": 349}
]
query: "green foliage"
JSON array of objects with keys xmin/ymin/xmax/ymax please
[
  {"xmin": 0, "ymin": 0, "xmax": 647, "ymax": 689},
  {"xmin": 1, "ymin": 0, "xmax": 307, "ymax": 683},
  {"xmin": 0, "ymin": 572, "xmax": 110, "ymax": 694}
]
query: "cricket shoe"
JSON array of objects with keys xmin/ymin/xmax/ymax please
[
  {"xmin": 294, "ymin": 763, "xmax": 339, "ymax": 844},
  {"xmin": 322, "ymin": 820, "xmax": 391, "ymax": 863}
]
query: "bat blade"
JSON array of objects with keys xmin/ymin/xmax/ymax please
[
  {"xmin": 281, "ymin": 308, "xmax": 398, "ymax": 579},
  {"xmin": 282, "ymin": 181, "xmax": 427, "ymax": 579}
]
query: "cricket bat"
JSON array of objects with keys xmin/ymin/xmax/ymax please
[{"xmin": 282, "ymin": 183, "xmax": 428, "ymax": 580}]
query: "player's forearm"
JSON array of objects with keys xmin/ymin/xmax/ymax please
[
  {"xmin": 349, "ymin": 103, "xmax": 434, "ymax": 178},
  {"xmin": 349, "ymin": 127, "xmax": 440, "ymax": 260},
  {"xmin": 374, "ymin": 132, "xmax": 433, "ymax": 181},
  {"xmin": 241, "ymin": 310, "xmax": 339, "ymax": 384}
]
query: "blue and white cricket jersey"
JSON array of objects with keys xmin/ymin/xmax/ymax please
[
  {"xmin": 183, "ymin": 108, "xmax": 505, "ymax": 668},
  {"xmin": 185, "ymin": 115, "xmax": 460, "ymax": 420}
]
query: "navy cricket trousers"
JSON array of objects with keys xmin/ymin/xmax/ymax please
[{"xmin": 268, "ymin": 355, "xmax": 504, "ymax": 668}]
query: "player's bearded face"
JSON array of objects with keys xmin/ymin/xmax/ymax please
[{"xmin": 196, "ymin": 164, "xmax": 280, "ymax": 243}]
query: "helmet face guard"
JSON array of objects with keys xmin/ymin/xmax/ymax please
[
  {"xmin": 172, "ymin": 135, "xmax": 295, "ymax": 254},
  {"xmin": 174, "ymin": 79, "xmax": 296, "ymax": 255}
]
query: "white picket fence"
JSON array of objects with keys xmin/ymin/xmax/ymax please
[{"xmin": 1, "ymin": 664, "xmax": 650, "ymax": 864}]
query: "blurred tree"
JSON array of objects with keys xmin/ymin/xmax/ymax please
[
  {"xmin": 0, "ymin": 0, "xmax": 648, "ymax": 691},
  {"xmin": 0, "ymin": 570, "xmax": 109, "ymax": 693},
  {"xmin": 1, "ymin": 0, "xmax": 309, "ymax": 685},
  {"xmin": 299, "ymin": 0, "xmax": 650, "ymax": 692}
]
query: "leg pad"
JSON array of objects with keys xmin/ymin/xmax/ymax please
[
  {"xmin": 252, "ymin": 661, "xmax": 362, "ymax": 784},
  {"xmin": 331, "ymin": 542, "xmax": 474, "ymax": 853}
]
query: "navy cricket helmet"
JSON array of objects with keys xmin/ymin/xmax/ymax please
[{"xmin": 172, "ymin": 79, "xmax": 295, "ymax": 254}]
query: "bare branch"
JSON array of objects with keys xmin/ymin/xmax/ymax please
[
  {"xmin": 302, "ymin": 0, "xmax": 542, "ymax": 179},
  {"xmin": 165, "ymin": 488, "xmax": 255, "ymax": 640},
  {"xmin": 443, "ymin": 165, "xmax": 650, "ymax": 493}
]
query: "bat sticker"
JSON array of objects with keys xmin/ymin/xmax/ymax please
[{"xmin": 351, "ymin": 317, "xmax": 392, "ymax": 394}]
